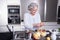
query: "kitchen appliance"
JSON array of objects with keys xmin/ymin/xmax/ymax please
[
  {"xmin": 8, "ymin": 5, "xmax": 20, "ymax": 14},
  {"xmin": 57, "ymin": 6, "xmax": 60, "ymax": 24},
  {"xmin": 8, "ymin": 5, "xmax": 20, "ymax": 24}
]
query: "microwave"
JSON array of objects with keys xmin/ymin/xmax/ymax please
[
  {"xmin": 8, "ymin": 9, "xmax": 20, "ymax": 14},
  {"xmin": 8, "ymin": 5, "xmax": 20, "ymax": 14}
]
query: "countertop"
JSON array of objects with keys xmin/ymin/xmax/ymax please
[{"xmin": 0, "ymin": 22, "xmax": 60, "ymax": 32}]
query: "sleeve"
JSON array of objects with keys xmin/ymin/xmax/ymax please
[{"xmin": 24, "ymin": 13, "xmax": 33, "ymax": 30}]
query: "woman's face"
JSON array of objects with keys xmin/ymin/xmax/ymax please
[{"xmin": 30, "ymin": 6, "xmax": 38, "ymax": 15}]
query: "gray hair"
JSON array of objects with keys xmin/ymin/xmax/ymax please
[{"xmin": 28, "ymin": 3, "xmax": 38, "ymax": 10}]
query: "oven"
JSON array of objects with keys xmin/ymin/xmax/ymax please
[{"xmin": 8, "ymin": 5, "xmax": 20, "ymax": 24}]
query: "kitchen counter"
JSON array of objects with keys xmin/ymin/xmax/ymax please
[{"xmin": 0, "ymin": 22, "xmax": 60, "ymax": 32}]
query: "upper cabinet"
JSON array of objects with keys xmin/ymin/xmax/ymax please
[
  {"xmin": 39, "ymin": 0, "xmax": 58, "ymax": 22},
  {"xmin": 46, "ymin": 0, "xmax": 58, "ymax": 22}
]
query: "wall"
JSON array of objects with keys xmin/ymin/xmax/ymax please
[
  {"xmin": 0, "ymin": 0, "xmax": 7, "ymax": 25},
  {"xmin": 6, "ymin": 0, "xmax": 20, "ymax": 5},
  {"xmin": 0, "ymin": 0, "xmax": 20, "ymax": 25},
  {"xmin": 20, "ymin": 0, "xmax": 40, "ymax": 20},
  {"xmin": 0, "ymin": 0, "xmax": 21, "ymax": 32}
]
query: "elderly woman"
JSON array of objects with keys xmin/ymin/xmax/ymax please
[
  {"xmin": 24, "ymin": 3, "xmax": 44, "ymax": 40},
  {"xmin": 24, "ymin": 3, "xmax": 44, "ymax": 30}
]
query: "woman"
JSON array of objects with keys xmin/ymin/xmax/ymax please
[
  {"xmin": 24, "ymin": 3, "xmax": 44, "ymax": 30},
  {"xmin": 24, "ymin": 3, "xmax": 44, "ymax": 40}
]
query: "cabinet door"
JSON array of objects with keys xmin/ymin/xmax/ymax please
[
  {"xmin": 39, "ymin": 0, "xmax": 45, "ymax": 22},
  {"xmin": 46, "ymin": 0, "xmax": 58, "ymax": 22}
]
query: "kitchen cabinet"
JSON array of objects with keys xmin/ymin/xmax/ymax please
[
  {"xmin": 39, "ymin": 0, "xmax": 45, "ymax": 21},
  {"xmin": 46, "ymin": 0, "xmax": 58, "ymax": 22},
  {"xmin": 39, "ymin": 0, "xmax": 58, "ymax": 22}
]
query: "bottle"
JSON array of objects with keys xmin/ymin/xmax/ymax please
[{"xmin": 51, "ymin": 29, "xmax": 57, "ymax": 40}]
